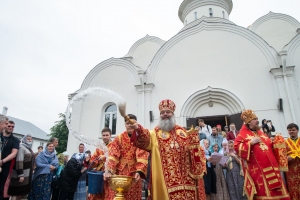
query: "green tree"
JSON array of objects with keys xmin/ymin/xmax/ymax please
[{"xmin": 49, "ymin": 113, "xmax": 69, "ymax": 154}]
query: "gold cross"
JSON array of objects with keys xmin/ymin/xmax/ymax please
[
  {"xmin": 251, "ymin": 166, "xmax": 259, "ymax": 174},
  {"xmin": 246, "ymin": 134, "xmax": 254, "ymax": 140},
  {"xmin": 247, "ymin": 184, "xmax": 251, "ymax": 190},
  {"xmin": 257, "ymin": 182, "xmax": 263, "ymax": 190}
]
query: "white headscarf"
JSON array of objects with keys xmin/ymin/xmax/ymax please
[
  {"xmin": 21, "ymin": 134, "xmax": 33, "ymax": 149},
  {"xmin": 219, "ymin": 138, "xmax": 229, "ymax": 155}
]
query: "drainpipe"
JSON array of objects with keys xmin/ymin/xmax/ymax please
[{"xmin": 279, "ymin": 50, "xmax": 296, "ymax": 122}]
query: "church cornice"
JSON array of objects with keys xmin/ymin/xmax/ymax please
[
  {"xmin": 135, "ymin": 83, "xmax": 155, "ymax": 93},
  {"xmin": 146, "ymin": 21, "xmax": 279, "ymax": 83},
  {"xmin": 80, "ymin": 57, "xmax": 140, "ymax": 90},
  {"xmin": 178, "ymin": 0, "xmax": 233, "ymax": 22},
  {"xmin": 124, "ymin": 35, "xmax": 165, "ymax": 57},
  {"xmin": 270, "ymin": 66, "xmax": 295, "ymax": 79},
  {"xmin": 180, "ymin": 16, "xmax": 235, "ymax": 32},
  {"xmin": 249, "ymin": 12, "xmax": 300, "ymax": 32}
]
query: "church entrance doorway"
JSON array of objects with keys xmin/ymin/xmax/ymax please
[{"xmin": 186, "ymin": 113, "xmax": 243, "ymax": 131}]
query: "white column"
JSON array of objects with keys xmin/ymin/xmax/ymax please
[
  {"xmin": 270, "ymin": 66, "xmax": 296, "ymax": 127},
  {"xmin": 144, "ymin": 84, "xmax": 155, "ymax": 129}
]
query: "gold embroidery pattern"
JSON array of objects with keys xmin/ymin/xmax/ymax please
[
  {"xmin": 156, "ymin": 125, "xmax": 198, "ymax": 199},
  {"xmin": 266, "ymin": 173, "xmax": 276, "ymax": 179},
  {"xmin": 268, "ymin": 179, "xmax": 279, "ymax": 185},
  {"xmin": 263, "ymin": 167, "xmax": 273, "ymax": 172}
]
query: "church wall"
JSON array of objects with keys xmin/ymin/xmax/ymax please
[
  {"xmin": 253, "ymin": 19, "xmax": 298, "ymax": 52},
  {"xmin": 185, "ymin": 5, "xmax": 228, "ymax": 24},
  {"xmin": 148, "ymin": 29, "xmax": 286, "ymax": 134},
  {"xmin": 131, "ymin": 41, "xmax": 162, "ymax": 70}
]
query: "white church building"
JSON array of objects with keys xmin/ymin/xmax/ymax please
[{"xmin": 67, "ymin": 0, "xmax": 300, "ymax": 153}]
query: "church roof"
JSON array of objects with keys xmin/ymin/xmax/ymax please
[{"xmin": 7, "ymin": 116, "xmax": 50, "ymax": 140}]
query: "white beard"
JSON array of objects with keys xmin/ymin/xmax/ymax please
[{"xmin": 158, "ymin": 115, "xmax": 176, "ymax": 132}]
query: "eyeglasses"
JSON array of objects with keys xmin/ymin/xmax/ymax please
[{"xmin": 7, "ymin": 126, "xmax": 15, "ymax": 128}]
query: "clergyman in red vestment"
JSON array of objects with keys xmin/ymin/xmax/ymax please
[
  {"xmin": 285, "ymin": 123, "xmax": 300, "ymax": 200},
  {"xmin": 234, "ymin": 109, "xmax": 290, "ymax": 200},
  {"xmin": 88, "ymin": 127, "xmax": 112, "ymax": 200},
  {"xmin": 105, "ymin": 114, "xmax": 149, "ymax": 200},
  {"xmin": 130, "ymin": 99, "xmax": 206, "ymax": 200}
]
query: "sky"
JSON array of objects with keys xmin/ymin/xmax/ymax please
[{"xmin": 0, "ymin": 0, "xmax": 299, "ymax": 134}]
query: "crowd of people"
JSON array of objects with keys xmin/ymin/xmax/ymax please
[{"xmin": 0, "ymin": 98, "xmax": 300, "ymax": 200}]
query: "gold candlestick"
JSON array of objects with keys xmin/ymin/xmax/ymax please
[{"xmin": 109, "ymin": 175, "xmax": 133, "ymax": 200}]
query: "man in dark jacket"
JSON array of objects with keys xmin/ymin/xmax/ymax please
[{"xmin": 59, "ymin": 154, "xmax": 84, "ymax": 200}]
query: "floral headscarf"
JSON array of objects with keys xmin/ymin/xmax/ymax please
[{"xmin": 57, "ymin": 153, "xmax": 65, "ymax": 166}]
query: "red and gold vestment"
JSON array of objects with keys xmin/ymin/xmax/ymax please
[
  {"xmin": 130, "ymin": 124, "xmax": 206, "ymax": 200},
  {"xmin": 234, "ymin": 125, "xmax": 290, "ymax": 200},
  {"xmin": 106, "ymin": 132, "xmax": 149, "ymax": 200},
  {"xmin": 285, "ymin": 138, "xmax": 300, "ymax": 200}
]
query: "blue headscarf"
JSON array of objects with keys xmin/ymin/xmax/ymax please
[
  {"xmin": 210, "ymin": 143, "xmax": 220, "ymax": 153},
  {"xmin": 43, "ymin": 146, "xmax": 56, "ymax": 159}
]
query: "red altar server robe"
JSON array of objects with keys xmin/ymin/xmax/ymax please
[
  {"xmin": 106, "ymin": 132, "xmax": 149, "ymax": 200},
  {"xmin": 88, "ymin": 148, "xmax": 107, "ymax": 200}
]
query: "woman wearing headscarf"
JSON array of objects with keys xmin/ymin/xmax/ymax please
[
  {"xmin": 200, "ymin": 139, "xmax": 216, "ymax": 200},
  {"xmin": 28, "ymin": 142, "xmax": 58, "ymax": 200},
  {"xmin": 225, "ymin": 140, "xmax": 245, "ymax": 200},
  {"xmin": 74, "ymin": 143, "xmax": 89, "ymax": 200},
  {"xmin": 210, "ymin": 143, "xmax": 230, "ymax": 200},
  {"xmin": 51, "ymin": 153, "xmax": 65, "ymax": 200},
  {"xmin": 7, "ymin": 134, "xmax": 35, "ymax": 200},
  {"xmin": 219, "ymin": 139, "xmax": 229, "ymax": 178},
  {"xmin": 59, "ymin": 153, "xmax": 86, "ymax": 200}
]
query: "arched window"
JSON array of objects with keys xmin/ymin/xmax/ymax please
[
  {"xmin": 209, "ymin": 8, "xmax": 213, "ymax": 17},
  {"xmin": 222, "ymin": 11, "xmax": 225, "ymax": 18},
  {"xmin": 194, "ymin": 12, "xmax": 198, "ymax": 20},
  {"xmin": 104, "ymin": 104, "xmax": 117, "ymax": 135}
]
